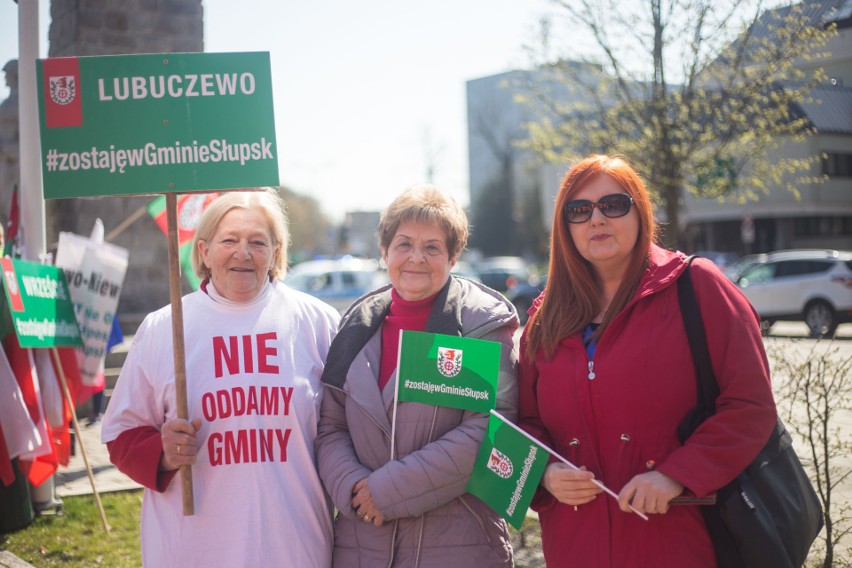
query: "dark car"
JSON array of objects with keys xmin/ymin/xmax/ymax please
[
  {"xmin": 507, "ymin": 276, "xmax": 546, "ymax": 325},
  {"xmin": 475, "ymin": 256, "xmax": 530, "ymax": 293}
]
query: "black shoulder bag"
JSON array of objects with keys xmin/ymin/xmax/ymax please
[{"xmin": 676, "ymin": 257, "xmax": 824, "ymax": 568}]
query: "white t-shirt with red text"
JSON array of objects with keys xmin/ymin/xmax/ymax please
[{"xmin": 102, "ymin": 282, "xmax": 339, "ymax": 568}]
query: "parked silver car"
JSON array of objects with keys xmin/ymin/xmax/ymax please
[
  {"xmin": 734, "ymin": 249, "xmax": 852, "ymax": 337},
  {"xmin": 284, "ymin": 258, "xmax": 388, "ymax": 313}
]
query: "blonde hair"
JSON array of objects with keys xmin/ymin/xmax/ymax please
[
  {"xmin": 191, "ymin": 188, "xmax": 289, "ymax": 281},
  {"xmin": 377, "ymin": 184, "xmax": 468, "ymax": 260}
]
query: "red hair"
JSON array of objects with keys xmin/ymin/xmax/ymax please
[{"xmin": 525, "ymin": 155, "xmax": 658, "ymax": 360}]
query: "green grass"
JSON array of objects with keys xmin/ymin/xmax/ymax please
[
  {"xmin": 1, "ymin": 490, "xmax": 545, "ymax": 568},
  {"xmin": 510, "ymin": 516, "xmax": 546, "ymax": 568},
  {"xmin": 0, "ymin": 490, "xmax": 142, "ymax": 567}
]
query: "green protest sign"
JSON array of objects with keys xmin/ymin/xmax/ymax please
[
  {"xmin": 466, "ymin": 411, "xmax": 550, "ymax": 529},
  {"xmin": 36, "ymin": 52, "xmax": 278, "ymax": 198},
  {"xmin": 396, "ymin": 330, "xmax": 500, "ymax": 413},
  {"xmin": 0, "ymin": 258, "xmax": 82, "ymax": 348}
]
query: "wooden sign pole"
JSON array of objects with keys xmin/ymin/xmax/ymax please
[
  {"xmin": 165, "ymin": 193, "xmax": 194, "ymax": 515},
  {"xmin": 49, "ymin": 348, "xmax": 110, "ymax": 533}
]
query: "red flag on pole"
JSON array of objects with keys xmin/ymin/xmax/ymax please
[
  {"xmin": 0, "ymin": 433, "xmax": 14, "ymax": 486},
  {"xmin": 147, "ymin": 193, "xmax": 219, "ymax": 290},
  {"xmin": 3, "ymin": 335, "xmax": 58, "ymax": 486},
  {"xmin": 4, "ymin": 185, "xmax": 19, "ymax": 258}
]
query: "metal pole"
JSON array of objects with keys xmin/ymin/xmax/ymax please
[
  {"xmin": 17, "ymin": 0, "xmax": 60, "ymax": 513},
  {"xmin": 18, "ymin": 0, "xmax": 46, "ymax": 262}
]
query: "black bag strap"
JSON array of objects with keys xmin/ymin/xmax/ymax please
[{"xmin": 677, "ymin": 256, "xmax": 720, "ymax": 421}]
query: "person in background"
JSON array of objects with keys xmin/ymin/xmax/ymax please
[
  {"xmin": 315, "ymin": 185, "xmax": 518, "ymax": 567},
  {"xmin": 518, "ymin": 155, "xmax": 777, "ymax": 567},
  {"xmin": 102, "ymin": 188, "xmax": 339, "ymax": 567}
]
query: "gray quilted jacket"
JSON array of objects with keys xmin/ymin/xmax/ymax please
[{"xmin": 315, "ymin": 276, "xmax": 519, "ymax": 568}]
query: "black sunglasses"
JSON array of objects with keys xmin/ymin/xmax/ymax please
[{"xmin": 563, "ymin": 193, "xmax": 634, "ymax": 224}]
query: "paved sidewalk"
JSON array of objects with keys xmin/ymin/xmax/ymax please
[
  {"xmin": 0, "ymin": 551, "xmax": 35, "ymax": 568},
  {"xmin": 54, "ymin": 420, "xmax": 140, "ymax": 498}
]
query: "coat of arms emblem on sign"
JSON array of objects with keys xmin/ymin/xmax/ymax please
[
  {"xmin": 437, "ymin": 347, "xmax": 463, "ymax": 378},
  {"xmin": 487, "ymin": 447, "xmax": 513, "ymax": 479},
  {"xmin": 49, "ymin": 76, "xmax": 76, "ymax": 105}
]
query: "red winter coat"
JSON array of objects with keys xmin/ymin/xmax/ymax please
[{"xmin": 519, "ymin": 246, "xmax": 777, "ymax": 568}]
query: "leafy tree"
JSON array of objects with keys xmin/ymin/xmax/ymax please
[
  {"xmin": 277, "ymin": 186, "xmax": 333, "ymax": 263},
  {"xmin": 519, "ymin": 0, "xmax": 835, "ymax": 247}
]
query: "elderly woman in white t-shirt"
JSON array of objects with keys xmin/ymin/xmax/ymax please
[{"xmin": 102, "ymin": 188, "xmax": 339, "ymax": 568}]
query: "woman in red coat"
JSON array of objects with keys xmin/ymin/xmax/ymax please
[{"xmin": 518, "ymin": 155, "xmax": 777, "ymax": 567}]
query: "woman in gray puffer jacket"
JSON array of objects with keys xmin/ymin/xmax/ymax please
[{"xmin": 315, "ymin": 185, "xmax": 519, "ymax": 568}]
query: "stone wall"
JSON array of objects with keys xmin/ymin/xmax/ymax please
[{"xmin": 46, "ymin": 0, "xmax": 203, "ymax": 326}]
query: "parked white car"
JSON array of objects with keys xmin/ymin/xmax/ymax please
[
  {"xmin": 284, "ymin": 258, "xmax": 388, "ymax": 313},
  {"xmin": 734, "ymin": 249, "xmax": 852, "ymax": 337}
]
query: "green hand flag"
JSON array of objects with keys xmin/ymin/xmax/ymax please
[
  {"xmin": 396, "ymin": 330, "xmax": 500, "ymax": 413},
  {"xmin": 466, "ymin": 410, "xmax": 550, "ymax": 529}
]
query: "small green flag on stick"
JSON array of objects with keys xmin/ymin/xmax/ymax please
[
  {"xmin": 466, "ymin": 410, "xmax": 550, "ymax": 529},
  {"xmin": 396, "ymin": 330, "xmax": 500, "ymax": 413},
  {"xmin": 467, "ymin": 411, "xmax": 650, "ymax": 528}
]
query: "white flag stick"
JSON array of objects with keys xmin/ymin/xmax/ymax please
[
  {"xmin": 389, "ymin": 329, "xmax": 405, "ymax": 461},
  {"xmin": 489, "ymin": 410, "xmax": 649, "ymax": 521}
]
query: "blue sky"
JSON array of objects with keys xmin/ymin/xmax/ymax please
[{"xmin": 1, "ymin": 0, "xmax": 551, "ymax": 221}]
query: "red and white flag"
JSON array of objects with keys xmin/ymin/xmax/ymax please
[
  {"xmin": 3, "ymin": 335, "xmax": 57, "ymax": 486},
  {"xmin": 0, "ymin": 348, "xmax": 42, "ymax": 457}
]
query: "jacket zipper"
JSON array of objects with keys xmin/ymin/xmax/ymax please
[
  {"xmin": 414, "ymin": 516, "xmax": 425, "ymax": 568},
  {"xmin": 410, "ymin": 406, "xmax": 440, "ymax": 566},
  {"xmin": 386, "ymin": 521, "xmax": 398, "ymax": 568},
  {"xmin": 458, "ymin": 495, "xmax": 493, "ymax": 543},
  {"xmin": 325, "ymin": 383, "xmax": 391, "ymax": 440}
]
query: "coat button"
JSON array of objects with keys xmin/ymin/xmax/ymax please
[
  {"xmin": 569, "ymin": 438, "xmax": 580, "ymax": 447},
  {"xmin": 620, "ymin": 433, "xmax": 631, "ymax": 442}
]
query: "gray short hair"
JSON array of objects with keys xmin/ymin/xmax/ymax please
[{"xmin": 377, "ymin": 185, "xmax": 468, "ymax": 260}]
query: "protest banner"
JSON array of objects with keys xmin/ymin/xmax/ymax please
[
  {"xmin": 35, "ymin": 51, "xmax": 280, "ymax": 515},
  {"xmin": 36, "ymin": 52, "xmax": 278, "ymax": 198},
  {"xmin": 54, "ymin": 227, "xmax": 128, "ymax": 385},
  {"xmin": 0, "ymin": 258, "xmax": 81, "ymax": 348},
  {"xmin": 466, "ymin": 410, "xmax": 550, "ymax": 529}
]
